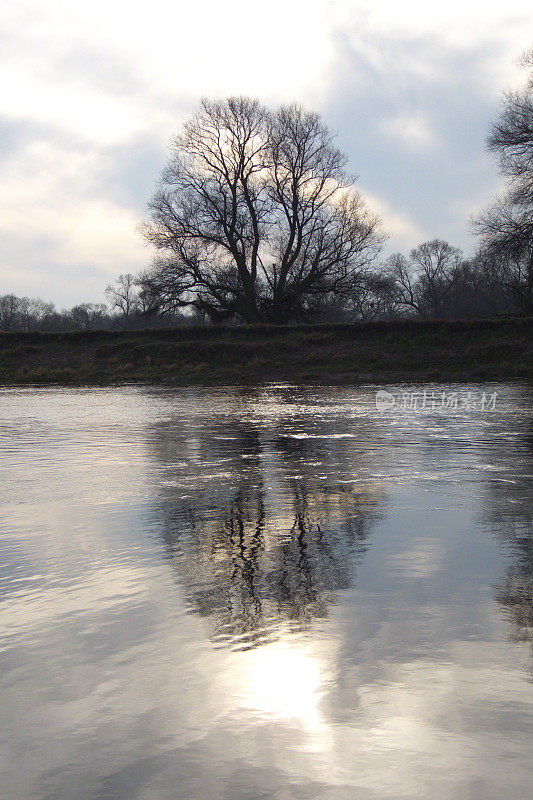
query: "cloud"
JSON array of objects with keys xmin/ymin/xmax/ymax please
[
  {"xmin": 387, "ymin": 538, "xmax": 445, "ymax": 578},
  {"xmin": 380, "ymin": 114, "xmax": 436, "ymax": 149},
  {"xmin": 362, "ymin": 191, "xmax": 427, "ymax": 252},
  {"xmin": 449, "ymin": 176, "xmax": 509, "ymax": 225},
  {"xmin": 319, "ymin": 13, "xmax": 532, "ymax": 256},
  {"xmin": 2, "ymin": 0, "xmax": 336, "ymax": 105},
  {"xmin": 0, "ymin": 136, "xmax": 148, "ymax": 300}
]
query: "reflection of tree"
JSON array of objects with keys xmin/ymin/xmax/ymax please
[
  {"xmin": 482, "ymin": 421, "xmax": 533, "ymax": 654},
  {"xmin": 148, "ymin": 392, "xmax": 384, "ymax": 649}
]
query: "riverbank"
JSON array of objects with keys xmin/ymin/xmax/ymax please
[{"xmin": 0, "ymin": 317, "xmax": 531, "ymax": 385}]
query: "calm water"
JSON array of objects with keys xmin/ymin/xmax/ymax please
[{"xmin": 0, "ymin": 384, "xmax": 531, "ymax": 800}]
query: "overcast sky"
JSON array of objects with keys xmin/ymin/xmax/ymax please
[{"xmin": 1, "ymin": 1, "xmax": 532, "ymax": 307}]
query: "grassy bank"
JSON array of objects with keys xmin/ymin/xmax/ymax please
[{"xmin": 0, "ymin": 318, "xmax": 531, "ymax": 385}]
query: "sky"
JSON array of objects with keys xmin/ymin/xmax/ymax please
[{"xmin": 1, "ymin": 1, "xmax": 532, "ymax": 307}]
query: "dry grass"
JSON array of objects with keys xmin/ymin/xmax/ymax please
[{"xmin": 0, "ymin": 318, "xmax": 530, "ymax": 385}]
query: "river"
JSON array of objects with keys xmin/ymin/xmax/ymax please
[{"xmin": 0, "ymin": 384, "xmax": 531, "ymax": 799}]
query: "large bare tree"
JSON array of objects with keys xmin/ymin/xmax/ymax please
[{"xmin": 141, "ymin": 97, "xmax": 384, "ymax": 323}]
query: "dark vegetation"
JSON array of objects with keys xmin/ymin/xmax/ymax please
[{"xmin": 1, "ymin": 317, "xmax": 530, "ymax": 385}]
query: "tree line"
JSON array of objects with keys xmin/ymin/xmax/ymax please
[
  {"xmin": 0, "ymin": 292, "xmax": 193, "ymax": 333},
  {"xmin": 2, "ymin": 50, "xmax": 531, "ymax": 331},
  {"xmin": 2, "ymin": 233, "xmax": 524, "ymax": 332}
]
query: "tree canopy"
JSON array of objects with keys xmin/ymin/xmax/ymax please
[{"xmin": 141, "ymin": 97, "xmax": 384, "ymax": 323}]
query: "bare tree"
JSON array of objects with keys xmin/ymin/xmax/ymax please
[
  {"xmin": 0, "ymin": 295, "xmax": 22, "ymax": 331},
  {"xmin": 475, "ymin": 197, "xmax": 532, "ymax": 313},
  {"xmin": 141, "ymin": 97, "xmax": 384, "ymax": 323},
  {"xmin": 261, "ymin": 105, "xmax": 383, "ymax": 321},
  {"xmin": 386, "ymin": 240, "xmax": 464, "ymax": 318},
  {"xmin": 105, "ymin": 273, "xmax": 140, "ymax": 317},
  {"xmin": 487, "ymin": 48, "xmax": 533, "ymax": 203},
  {"xmin": 474, "ymin": 48, "xmax": 533, "ymax": 313},
  {"xmin": 410, "ymin": 240, "xmax": 463, "ymax": 317},
  {"xmin": 142, "ymin": 98, "xmax": 270, "ymax": 323},
  {"xmin": 386, "ymin": 253, "xmax": 419, "ymax": 315},
  {"xmin": 314, "ymin": 272, "xmax": 400, "ymax": 322},
  {"xmin": 69, "ymin": 303, "xmax": 108, "ymax": 330}
]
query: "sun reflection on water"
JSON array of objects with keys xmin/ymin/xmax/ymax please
[{"xmin": 243, "ymin": 642, "xmax": 323, "ymax": 729}]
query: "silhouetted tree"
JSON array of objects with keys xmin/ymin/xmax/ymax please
[
  {"xmin": 141, "ymin": 97, "xmax": 384, "ymax": 323},
  {"xmin": 0, "ymin": 295, "xmax": 56, "ymax": 331},
  {"xmin": 474, "ymin": 49, "xmax": 533, "ymax": 313},
  {"xmin": 105, "ymin": 273, "xmax": 140, "ymax": 317},
  {"xmin": 69, "ymin": 303, "xmax": 108, "ymax": 330},
  {"xmin": 308, "ymin": 271, "xmax": 400, "ymax": 322},
  {"xmin": 386, "ymin": 240, "xmax": 465, "ymax": 318},
  {"xmin": 0, "ymin": 295, "xmax": 23, "ymax": 331}
]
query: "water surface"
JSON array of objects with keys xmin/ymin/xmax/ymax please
[{"xmin": 0, "ymin": 384, "xmax": 531, "ymax": 799}]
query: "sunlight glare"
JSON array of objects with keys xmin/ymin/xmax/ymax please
[{"xmin": 245, "ymin": 643, "xmax": 323, "ymax": 728}]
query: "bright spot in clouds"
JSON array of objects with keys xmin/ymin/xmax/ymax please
[
  {"xmin": 0, "ymin": 0, "xmax": 531, "ymax": 304},
  {"xmin": 382, "ymin": 114, "xmax": 435, "ymax": 149}
]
